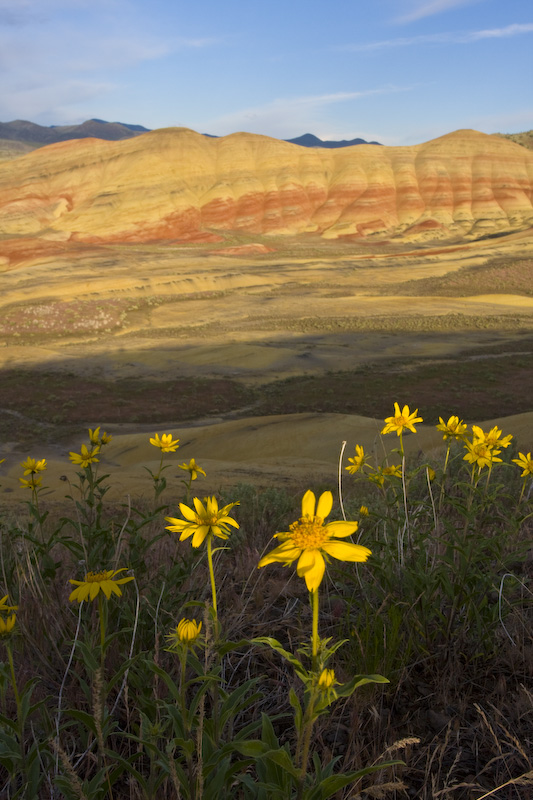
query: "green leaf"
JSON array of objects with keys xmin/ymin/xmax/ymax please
[
  {"xmin": 252, "ymin": 637, "xmax": 308, "ymax": 678},
  {"xmin": 309, "ymin": 760, "xmax": 404, "ymax": 799},
  {"xmin": 65, "ymin": 708, "xmax": 98, "ymax": 736},
  {"xmin": 335, "ymin": 673, "xmax": 389, "ymax": 698},
  {"xmin": 288, "ymin": 688, "xmax": 303, "ymax": 731},
  {"xmin": 233, "ymin": 739, "xmax": 269, "ymax": 757}
]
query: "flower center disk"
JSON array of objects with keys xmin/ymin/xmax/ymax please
[{"xmin": 289, "ymin": 516, "xmax": 328, "ymax": 549}]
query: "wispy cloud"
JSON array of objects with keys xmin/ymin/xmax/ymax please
[
  {"xmin": 0, "ymin": 0, "xmax": 220, "ymax": 123},
  {"xmin": 394, "ymin": 0, "xmax": 482, "ymax": 24},
  {"xmin": 198, "ymin": 86, "xmax": 413, "ymax": 139},
  {"xmin": 342, "ymin": 22, "xmax": 533, "ymax": 52}
]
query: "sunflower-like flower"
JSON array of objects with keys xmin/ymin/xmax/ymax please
[
  {"xmin": 68, "ymin": 568, "xmax": 134, "ymax": 603},
  {"xmin": 0, "ymin": 595, "xmax": 18, "ymax": 637},
  {"xmin": 0, "ymin": 595, "xmax": 18, "ymax": 613},
  {"xmin": 165, "ymin": 496, "xmax": 239, "ymax": 548},
  {"xmin": 368, "ymin": 464, "xmax": 402, "ymax": 487},
  {"xmin": 473, "ymin": 425, "xmax": 512, "ymax": 450},
  {"xmin": 19, "ymin": 475, "xmax": 43, "ymax": 490},
  {"xmin": 69, "ymin": 444, "xmax": 101, "ymax": 468},
  {"xmin": 0, "ymin": 615, "xmax": 16, "ymax": 636},
  {"xmin": 436, "ymin": 416, "xmax": 468, "ymax": 441},
  {"xmin": 381, "ymin": 403, "xmax": 423, "ymax": 436},
  {"xmin": 21, "ymin": 457, "xmax": 47, "ymax": 475},
  {"xmin": 166, "ymin": 618, "xmax": 203, "ymax": 648},
  {"xmin": 318, "ymin": 668, "xmax": 338, "ymax": 691},
  {"xmin": 345, "ymin": 444, "xmax": 369, "ymax": 475},
  {"xmin": 150, "ymin": 433, "xmax": 180, "ymax": 453},
  {"xmin": 463, "ymin": 439, "xmax": 502, "ymax": 470},
  {"xmin": 512, "ymin": 452, "xmax": 533, "ymax": 478},
  {"xmin": 88, "ymin": 427, "xmax": 112, "ymax": 445},
  {"xmin": 179, "ymin": 458, "xmax": 206, "ymax": 481},
  {"xmin": 359, "ymin": 505, "xmax": 369, "ymax": 516},
  {"xmin": 258, "ymin": 490, "xmax": 370, "ymax": 592}
]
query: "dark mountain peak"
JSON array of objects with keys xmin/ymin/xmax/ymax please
[{"xmin": 286, "ymin": 133, "xmax": 382, "ymax": 148}]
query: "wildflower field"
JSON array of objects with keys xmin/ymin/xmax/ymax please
[{"xmin": 0, "ymin": 404, "xmax": 532, "ymax": 799}]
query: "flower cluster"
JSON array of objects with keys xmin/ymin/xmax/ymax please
[
  {"xmin": 19, "ymin": 456, "xmax": 47, "ymax": 490},
  {"xmin": 463, "ymin": 425, "xmax": 512, "ymax": 471}
]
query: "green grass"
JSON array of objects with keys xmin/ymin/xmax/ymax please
[{"xmin": 0, "ymin": 419, "xmax": 531, "ymax": 799}]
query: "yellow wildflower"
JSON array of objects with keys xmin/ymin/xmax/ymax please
[
  {"xmin": 69, "ymin": 444, "xmax": 100, "ymax": 468},
  {"xmin": 0, "ymin": 595, "xmax": 18, "ymax": 613},
  {"xmin": 359, "ymin": 505, "xmax": 369, "ymax": 516},
  {"xmin": 179, "ymin": 458, "xmax": 206, "ymax": 481},
  {"xmin": 88, "ymin": 427, "xmax": 112, "ymax": 445},
  {"xmin": 258, "ymin": 490, "xmax": 370, "ymax": 592},
  {"xmin": 166, "ymin": 618, "xmax": 202, "ymax": 647},
  {"xmin": 463, "ymin": 440, "xmax": 502, "ymax": 470},
  {"xmin": 166, "ymin": 496, "xmax": 239, "ymax": 548},
  {"xmin": 345, "ymin": 445, "xmax": 369, "ymax": 474},
  {"xmin": 381, "ymin": 403, "xmax": 423, "ymax": 436},
  {"xmin": 369, "ymin": 464, "xmax": 402, "ymax": 487},
  {"xmin": 436, "ymin": 416, "xmax": 468, "ymax": 440},
  {"xmin": 19, "ymin": 475, "xmax": 43, "ymax": 490},
  {"xmin": 150, "ymin": 433, "xmax": 180, "ymax": 452},
  {"xmin": 21, "ymin": 457, "xmax": 47, "ymax": 475},
  {"xmin": 0, "ymin": 614, "xmax": 16, "ymax": 636},
  {"xmin": 473, "ymin": 425, "xmax": 512, "ymax": 449},
  {"xmin": 68, "ymin": 568, "xmax": 134, "ymax": 603},
  {"xmin": 512, "ymin": 452, "xmax": 533, "ymax": 478},
  {"xmin": 318, "ymin": 668, "xmax": 338, "ymax": 691}
]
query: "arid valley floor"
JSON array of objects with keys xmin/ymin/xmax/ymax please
[{"xmin": 1, "ymin": 227, "xmax": 532, "ymax": 503}]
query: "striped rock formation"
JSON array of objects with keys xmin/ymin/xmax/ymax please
[{"xmin": 0, "ymin": 127, "xmax": 532, "ymax": 248}]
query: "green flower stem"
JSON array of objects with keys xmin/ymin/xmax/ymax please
[
  {"xmin": 6, "ymin": 643, "xmax": 26, "ymax": 774},
  {"xmin": 297, "ymin": 686, "xmax": 319, "ymax": 799},
  {"xmin": 98, "ymin": 593, "xmax": 106, "ymax": 662},
  {"xmin": 6, "ymin": 643, "xmax": 21, "ymax": 718},
  {"xmin": 206, "ymin": 536, "xmax": 218, "ymax": 619},
  {"xmin": 179, "ymin": 648, "xmax": 196, "ymax": 799},
  {"xmin": 438, "ymin": 442, "xmax": 452, "ymax": 512},
  {"xmin": 311, "ymin": 589, "xmax": 319, "ymax": 665}
]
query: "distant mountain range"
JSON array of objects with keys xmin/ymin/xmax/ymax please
[
  {"xmin": 0, "ymin": 118, "xmax": 381, "ymax": 149},
  {"xmin": 285, "ymin": 133, "xmax": 381, "ymax": 147},
  {"xmin": 0, "ymin": 118, "xmax": 151, "ymax": 145},
  {"xmin": 1, "ymin": 120, "xmax": 531, "ymax": 164}
]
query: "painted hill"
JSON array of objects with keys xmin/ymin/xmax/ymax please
[{"xmin": 0, "ymin": 127, "xmax": 532, "ymax": 247}]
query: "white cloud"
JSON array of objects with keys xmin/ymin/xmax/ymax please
[
  {"xmin": 197, "ymin": 86, "xmax": 413, "ymax": 140},
  {"xmin": 342, "ymin": 22, "xmax": 533, "ymax": 52},
  {"xmin": 0, "ymin": 0, "xmax": 219, "ymax": 123},
  {"xmin": 394, "ymin": 0, "xmax": 482, "ymax": 24}
]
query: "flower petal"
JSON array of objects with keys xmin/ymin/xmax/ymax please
[
  {"xmin": 297, "ymin": 550, "xmax": 325, "ymax": 591},
  {"xmin": 191, "ymin": 526, "xmax": 209, "ymax": 548},
  {"xmin": 325, "ymin": 520, "xmax": 358, "ymax": 538},
  {"xmin": 179, "ymin": 504, "xmax": 198, "ymax": 522},
  {"xmin": 301, "ymin": 490, "xmax": 316, "ymax": 517},
  {"xmin": 321, "ymin": 541, "xmax": 371, "ymax": 562},
  {"xmin": 258, "ymin": 541, "xmax": 301, "ymax": 567},
  {"xmin": 316, "ymin": 491, "xmax": 333, "ymax": 520}
]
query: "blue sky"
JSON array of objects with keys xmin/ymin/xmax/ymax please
[{"xmin": 0, "ymin": 0, "xmax": 531, "ymax": 145}]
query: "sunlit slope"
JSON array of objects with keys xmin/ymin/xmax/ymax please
[{"xmin": 0, "ymin": 127, "xmax": 532, "ymax": 243}]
